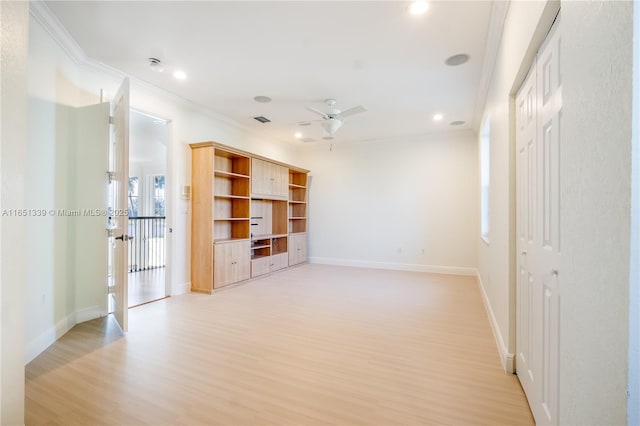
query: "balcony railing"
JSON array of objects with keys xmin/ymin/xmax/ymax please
[{"xmin": 128, "ymin": 216, "xmax": 166, "ymax": 272}]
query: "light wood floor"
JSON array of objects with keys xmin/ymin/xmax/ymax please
[
  {"xmin": 26, "ymin": 264, "xmax": 534, "ymax": 425},
  {"xmin": 128, "ymin": 268, "xmax": 167, "ymax": 307}
]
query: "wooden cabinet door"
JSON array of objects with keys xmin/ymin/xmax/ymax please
[
  {"xmin": 252, "ymin": 158, "xmax": 288, "ymax": 198},
  {"xmin": 288, "ymin": 234, "xmax": 307, "ymax": 266},
  {"xmin": 214, "ymin": 241, "xmax": 250, "ymax": 287},
  {"xmin": 214, "ymin": 243, "xmax": 235, "ymax": 287},
  {"xmin": 232, "ymin": 241, "xmax": 251, "ymax": 282},
  {"xmin": 251, "ymin": 158, "xmax": 270, "ymax": 196},
  {"xmin": 272, "ymin": 163, "xmax": 289, "ymax": 198}
]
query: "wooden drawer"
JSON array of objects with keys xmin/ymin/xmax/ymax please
[
  {"xmin": 270, "ymin": 253, "xmax": 288, "ymax": 271},
  {"xmin": 251, "ymin": 257, "xmax": 271, "ymax": 277}
]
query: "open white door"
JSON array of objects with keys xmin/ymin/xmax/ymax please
[{"xmin": 108, "ymin": 78, "xmax": 130, "ymax": 332}]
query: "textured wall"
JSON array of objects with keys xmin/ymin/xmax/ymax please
[
  {"xmin": 560, "ymin": 1, "xmax": 633, "ymax": 424},
  {"xmin": 629, "ymin": 0, "xmax": 640, "ymax": 422},
  {"xmin": 1, "ymin": 1, "xmax": 29, "ymax": 423}
]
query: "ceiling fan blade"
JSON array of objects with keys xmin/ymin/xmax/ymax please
[
  {"xmin": 306, "ymin": 106, "xmax": 327, "ymax": 118},
  {"xmin": 337, "ymin": 105, "xmax": 367, "ymax": 118}
]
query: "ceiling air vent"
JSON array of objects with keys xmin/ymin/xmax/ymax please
[{"xmin": 253, "ymin": 116, "xmax": 271, "ymax": 123}]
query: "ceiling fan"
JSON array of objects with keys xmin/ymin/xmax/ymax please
[{"xmin": 306, "ymin": 99, "xmax": 367, "ymax": 139}]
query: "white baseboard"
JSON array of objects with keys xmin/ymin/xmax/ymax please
[
  {"xmin": 173, "ymin": 281, "xmax": 190, "ymax": 295},
  {"xmin": 25, "ymin": 305, "xmax": 105, "ymax": 365},
  {"xmin": 476, "ymin": 271, "xmax": 515, "ymax": 373},
  {"xmin": 309, "ymin": 257, "xmax": 477, "ymax": 276},
  {"xmin": 25, "ymin": 311, "xmax": 76, "ymax": 364},
  {"xmin": 75, "ymin": 305, "xmax": 103, "ymax": 324}
]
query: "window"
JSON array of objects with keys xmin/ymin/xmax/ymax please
[
  {"xmin": 128, "ymin": 176, "xmax": 139, "ymax": 217},
  {"xmin": 480, "ymin": 116, "xmax": 490, "ymax": 243},
  {"xmin": 153, "ymin": 175, "xmax": 166, "ymax": 217}
]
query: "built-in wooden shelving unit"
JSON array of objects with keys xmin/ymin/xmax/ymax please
[{"xmin": 190, "ymin": 142, "xmax": 309, "ymax": 292}]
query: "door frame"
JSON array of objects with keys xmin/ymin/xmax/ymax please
[{"xmin": 129, "ymin": 107, "xmax": 174, "ymax": 299}]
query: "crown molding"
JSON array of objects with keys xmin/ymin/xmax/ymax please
[
  {"xmin": 28, "ymin": 0, "xmax": 295, "ymax": 153},
  {"xmin": 29, "ymin": 0, "xmax": 86, "ymax": 64},
  {"xmin": 472, "ymin": 0, "xmax": 510, "ymax": 132}
]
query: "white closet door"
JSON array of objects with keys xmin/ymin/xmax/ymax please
[
  {"xmin": 515, "ymin": 16, "xmax": 561, "ymax": 426},
  {"xmin": 516, "ymin": 64, "xmax": 537, "ymax": 405}
]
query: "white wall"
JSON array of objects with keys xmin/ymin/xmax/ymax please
[
  {"xmin": 476, "ymin": 0, "xmax": 555, "ymax": 369},
  {"xmin": 1, "ymin": 1, "xmax": 29, "ymax": 423},
  {"xmin": 24, "ymin": 4, "xmax": 301, "ymax": 363},
  {"xmin": 25, "ymin": 6, "xmax": 83, "ymax": 363},
  {"xmin": 300, "ymin": 132, "xmax": 478, "ymax": 275},
  {"xmin": 560, "ymin": 2, "xmax": 632, "ymax": 424}
]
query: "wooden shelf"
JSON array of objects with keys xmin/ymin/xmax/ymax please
[
  {"xmin": 215, "ymin": 218, "xmax": 249, "ymax": 221},
  {"xmin": 289, "ymin": 217, "xmax": 306, "ymax": 220},
  {"xmin": 214, "ymin": 237, "xmax": 250, "ymax": 244},
  {"xmin": 251, "ymin": 244, "xmax": 270, "ymax": 250},
  {"xmin": 289, "ymin": 183, "xmax": 306, "ymax": 189},
  {"xmin": 289, "ymin": 231, "xmax": 306, "ymax": 235},
  {"xmin": 214, "ymin": 170, "xmax": 249, "ymax": 179},
  {"xmin": 214, "ymin": 194, "xmax": 249, "ymax": 200},
  {"xmin": 288, "ymin": 200, "xmax": 306, "ymax": 204},
  {"xmin": 251, "ymin": 233, "xmax": 287, "ymax": 240}
]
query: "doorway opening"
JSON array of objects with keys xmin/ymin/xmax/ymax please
[{"xmin": 127, "ymin": 109, "xmax": 169, "ymax": 307}]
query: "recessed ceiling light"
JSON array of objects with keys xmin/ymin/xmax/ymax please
[
  {"xmin": 253, "ymin": 95, "xmax": 272, "ymax": 103},
  {"xmin": 445, "ymin": 54, "xmax": 470, "ymax": 66},
  {"xmin": 298, "ymin": 121, "xmax": 312, "ymax": 127},
  {"xmin": 408, "ymin": 1, "xmax": 429, "ymax": 15},
  {"xmin": 433, "ymin": 113, "xmax": 444, "ymax": 121},
  {"xmin": 450, "ymin": 120, "xmax": 466, "ymax": 126},
  {"xmin": 173, "ymin": 70, "xmax": 187, "ymax": 80},
  {"xmin": 148, "ymin": 57, "xmax": 164, "ymax": 73},
  {"xmin": 294, "ymin": 132, "xmax": 302, "ymax": 139}
]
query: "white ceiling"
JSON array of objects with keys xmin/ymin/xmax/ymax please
[{"xmin": 45, "ymin": 1, "xmax": 497, "ymax": 145}]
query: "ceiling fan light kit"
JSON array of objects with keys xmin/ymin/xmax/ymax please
[
  {"xmin": 305, "ymin": 98, "xmax": 367, "ymax": 138},
  {"xmin": 321, "ymin": 118, "xmax": 343, "ymax": 136}
]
